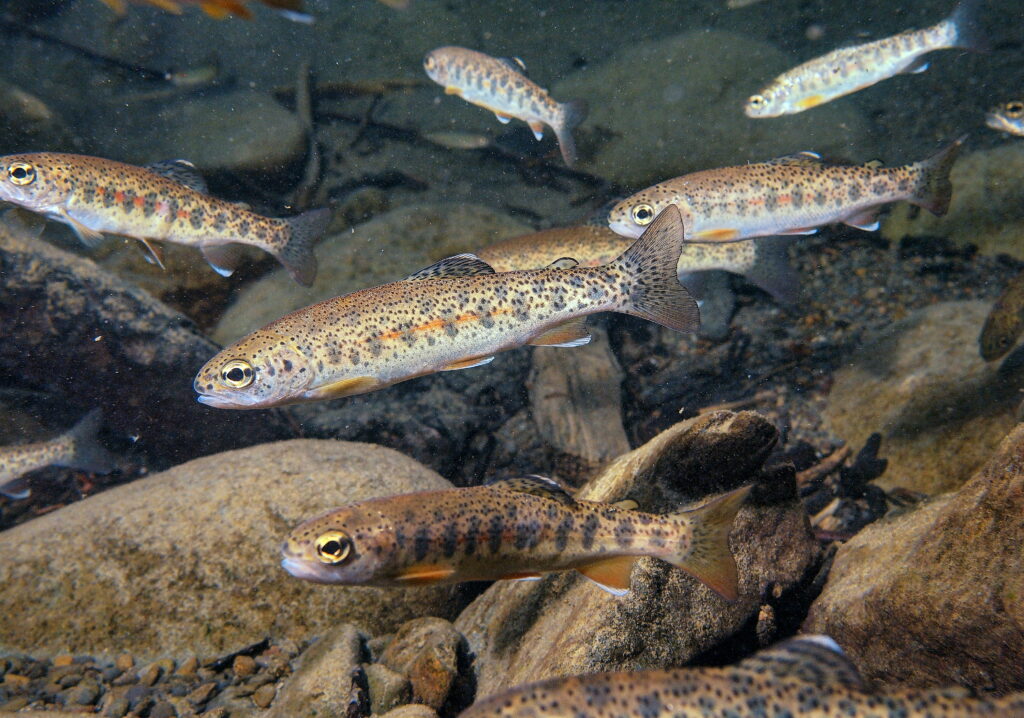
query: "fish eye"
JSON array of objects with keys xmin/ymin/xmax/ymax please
[
  {"xmin": 424, "ymin": 55, "xmax": 435, "ymax": 70},
  {"xmin": 1006, "ymin": 101, "xmax": 1024, "ymax": 117},
  {"xmin": 7, "ymin": 162, "xmax": 36, "ymax": 186},
  {"xmin": 748, "ymin": 95, "xmax": 765, "ymax": 108},
  {"xmin": 315, "ymin": 530, "xmax": 353, "ymax": 565},
  {"xmin": 220, "ymin": 359, "xmax": 254, "ymax": 388},
  {"xmin": 631, "ymin": 203, "xmax": 655, "ymax": 226}
]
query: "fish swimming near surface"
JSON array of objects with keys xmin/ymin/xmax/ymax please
[
  {"xmin": 423, "ymin": 46, "xmax": 587, "ymax": 166},
  {"xmin": 98, "ymin": 0, "xmax": 312, "ymax": 21},
  {"xmin": 745, "ymin": 0, "xmax": 982, "ymax": 117},
  {"xmin": 0, "ymin": 153, "xmax": 329, "ymax": 286},
  {"xmin": 457, "ymin": 634, "xmax": 1024, "ymax": 717},
  {"xmin": 0, "ymin": 409, "xmax": 116, "ymax": 500},
  {"xmin": 478, "ymin": 224, "xmax": 800, "ymax": 304},
  {"xmin": 193, "ymin": 205, "xmax": 698, "ymax": 409},
  {"xmin": 985, "ymin": 100, "xmax": 1024, "ymax": 137},
  {"xmin": 606, "ymin": 139, "xmax": 963, "ymax": 243},
  {"xmin": 979, "ymin": 269, "xmax": 1024, "ymax": 361},
  {"xmin": 281, "ymin": 475, "xmax": 750, "ymax": 599}
]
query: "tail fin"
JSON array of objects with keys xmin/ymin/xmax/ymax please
[
  {"xmin": 745, "ymin": 238, "xmax": 800, "ymax": 305},
  {"xmin": 608, "ymin": 205, "xmax": 701, "ymax": 333},
  {"xmin": 554, "ymin": 99, "xmax": 588, "ymax": 167},
  {"xmin": 666, "ymin": 484, "xmax": 751, "ymax": 602},
  {"xmin": 279, "ymin": 208, "xmax": 329, "ymax": 287},
  {"xmin": 58, "ymin": 409, "xmax": 116, "ymax": 475},
  {"xmin": 909, "ymin": 136, "xmax": 964, "ymax": 216},
  {"xmin": 946, "ymin": 0, "xmax": 987, "ymax": 52}
]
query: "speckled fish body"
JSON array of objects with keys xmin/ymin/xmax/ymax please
[
  {"xmin": 281, "ymin": 476, "xmax": 750, "ymax": 599},
  {"xmin": 745, "ymin": 0, "xmax": 981, "ymax": 117},
  {"xmin": 194, "ymin": 206, "xmax": 697, "ymax": 409},
  {"xmin": 607, "ymin": 140, "xmax": 962, "ymax": 243},
  {"xmin": 424, "ymin": 46, "xmax": 587, "ymax": 166},
  {"xmin": 478, "ymin": 225, "xmax": 799, "ymax": 304},
  {"xmin": 458, "ymin": 636, "xmax": 1024, "ymax": 718},
  {"xmin": 0, "ymin": 153, "xmax": 328, "ymax": 285},
  {"xmin": 979, "ymin": 269, "xmax": 1024, "ymax": 361},
  {"xmin": 98, "ymin": 0, "xmax": 311, "ymax": 21},
  {"xmin": 0, "ymin": 410, "xmax": 114, "ymax": 500},
  {"xmin": 986, "ymin": 100, "xmax": 1024, "ymax": 137}
]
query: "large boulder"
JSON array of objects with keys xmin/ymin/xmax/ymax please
[
  {"xmin": 0, "ymin": 440, "xmax": 459, "ymax": 660},
  {"xmin": 803, "ymin": 422, "xmax": 1024, "ymax": 693}
]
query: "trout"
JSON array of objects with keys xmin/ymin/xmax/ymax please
[
  {"xmin": 979, "ymin": 269, "xmax": 1024, "ymax": 361},
  {"xmin": 986, "ymin": 100, "xmax": 1024, "ymax": 137}
]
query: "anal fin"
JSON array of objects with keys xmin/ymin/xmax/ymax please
[
  {"xmin": 494, "ymin": 112, "xmax": 512, "ymax": 124},
  {"xmin": 441, "ymin": 355, "xmax": 495, "ymax": 371},
  {"xmin": 528, "ymin": 121, "xmax": 544, "ymax": 141},
  {"xmin": 202, "ymin": 243, "xmax": 244, "ymax": 277},
  {"xmin": 529, "ymin": 317, "xmax": 591, "ymax": 347},
  {"xmin": 576, "ymin": 555, "xmax": 637, "ymax": 596},
  {"xmin": 844, "ymin": 209, "xmax": 881, "ymax": 232}
]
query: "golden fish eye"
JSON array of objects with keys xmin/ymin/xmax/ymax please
[
  {"xmin": 220, "ymin": 359, "xmax": 254, "ymax": 388},
  {"xmin": 315, "ymin": 530, "xmax": 353, "ymax": 565},
  {"xmin": 631, "ymin": 203, "xmax": 655, "ymax": 226},
  {"xmin": 748, "ymin": 94, "xmax": 765, "ymax": 108},
  {"xmin": 1005, "ymin": 101, "xmax": 1024, "ymax": 118},
  {"xmin": 8, "ymin": 162, "xmax": 36, "ymax": 186},
  {"xmin": 424, "ymin": 55, "xmax": 436, "ymax": 70}
]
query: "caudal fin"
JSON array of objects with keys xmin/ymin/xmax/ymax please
[
  {"xmin": 609, "ymin": 205, "xmax": 701, "ymax": 333},
  {"xmin": 946, "ymin": 0, "xmax": 987, "ymax": 52},
  {"xmin": 279, "ymin": 207, "xmax": 329, "ymax": 286},
  {"xmin": 666, "ymin": 484, "xmax": 751, "ymax": 602},
  {"xmin": 554, "ymin": 99, "xmax": 588, "ymax": 167},
  {"xmin": 909, "ymin": 136, "xmax": 965, "ymax": 216},
  {"xmin": 59, "ymin": 409, "xmax": 117, "ymax": 475}
]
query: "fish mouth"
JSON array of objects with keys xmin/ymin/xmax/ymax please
[
  {"xmin": 196, "ymin": 392, "xmax": 249, "ymax": 409},
  {"xmin": 281, "ymin": 556, "xmax": 338, "ymax": 584}
]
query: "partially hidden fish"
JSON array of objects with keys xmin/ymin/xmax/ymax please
[
  {"xmin": 745, "ymin": 0, "xmax": 983, "ymax": 117},
  {"xmin": 457, "ymin": 635, "xmax": 1024, "ymax": 717},
  {"xmin": 193, "ymin": 205, "xmax": 698, "ymax": 409},
  {"xmin": 0, "ymin": 153, "xmax": 329, "ymax": 286},
  {"xmin": 478, "ymin": 224, "xmax": 800, "ymax": 304},
  {"xmin": 281, "ymin": 475, "xmax": 750, "ymax": 600},
  {"xmin": 606, "ymin": 139, "xmax": 963, "ymax": 243},
  {"xmin": 98, "ymin": 0, "xmax": 313, "ymax": 22},
  {"xmin": 423, "ymin": 46, "xmax": 587, "ymax": 166},
  {"xmin": 0, "ymin": 409, "xmax": 116, "ymax": 500},
  {"xmin": 979, "ymin": 269, "xmax": 1024, "ymax": 361},
  {"xmin": 986, "ymin": 100, "xmax": 1024, "ymax": 137}
]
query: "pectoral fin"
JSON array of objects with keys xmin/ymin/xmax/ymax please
[
  {"xmin": 693, "ymin": 227, "xmax": 741, "ymax": 242},
  {"xmin": 445, "ymin": 86, "xmax": 463, "ymax": 96},
  {"xmin": 139, "ymin": 238, "xmax": 166, "ymax": 270},
  {"xmin": 59, "ymin": 209, "xmax": 105, "ymax": 248},
  {"xmin": 305, "ymin": 376, "xmax": 380, "ymax": 400},
  {"xmin": 576, "ymin": 555, "xmax": 637, "ymax": 596}
]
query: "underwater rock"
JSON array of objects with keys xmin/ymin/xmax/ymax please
[
  {"xmin": 266, "ymin": 624, "xmax": 364, "ymax": 718},
  {"xmin": 380, "ymin": 705, "xmax": 440, "ymax": 718},
  {"xmin": 0, "ymin": 215, "xmax": 288, "ymax": 466},
  {"xmin": 365, "ymin": 662, "xmax": 413, "ymax": 715},
  {"xmin": 454, "ymin": 411, "xmax": 821, "ymax": 698},
  {"xmin": 0, "ymin": 440, "xmax": 459, "ymax": 660},
  {"xmin": 213, "ymin": 203, "xmax": 530, "ymax": 344},
  {"xmin": 883, "ymin": 143, "xmax": 1024, "ymax": 260},
  {"xmin": 824, "ymin": 301, "xmax": 1021, "ymax": 495},
  {"xmin": 553, "ymin": 30, "xmax": 872, "ymax": 188},
  {"xmin": 804, "ymin": 422, "xmax": 1024, "ymax": 693},
  {"xmin": 379, "ymin": 617, "xmax": 467, "ymax": 711}
]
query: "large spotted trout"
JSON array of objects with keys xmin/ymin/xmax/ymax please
[
  {"xmin": 457, "ymin": 635, "xmax": 1024, "ymax": 718},
  {"xmin": 282, "ymin": 476, "xmax": 750, "ymax": 599},
  {"xmin": 424, "ymin": 46, "xmax": 587, "ymax": 166},
  {"xmin": 194, "ymin": 205, "xmax": 698, "ymax": 409},
  {"xmin": 0, "ymin": 153, "xmax": 329, "ymax": 285},
  {"xmin": 607, "ymin": 139, "xmax": 962, "ymax": 242}
]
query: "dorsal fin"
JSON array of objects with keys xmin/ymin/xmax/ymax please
[
  {"xmin": 489, "ymin": 475, "xmax": 576, "ymax": 505},
  {"xmin": 545, "ymin": 256, "xmax": 579, "ymax": 270},
  {"xmin": 403, "ymin": 253, "xmax": 496, "ymax": 281},
  {"xmin": 497, "ymin": 56, "xmax": 528, "ymax": 75},
  {"xmin": 146, "ymin": 159, "xmax": 209, "ymax": 194},
  {"xmin": 737, "ymin": 636, "xmax": 865, "ymax": 689},
  {"xmin": 763, "ymin": 151, "xmax": 824, "ymax": 168}
]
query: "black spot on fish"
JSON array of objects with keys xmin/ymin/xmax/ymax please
[
  {"xmin": 581, "ymin": 514, "xmax": 599, "ymax": 550},
  {"xmin": 488, "ymin": 514, "xmax": 504, "ymax": 554},
  {"xmin": 441, "ymin": 521, "xmax": 459, "ymax": 558},
  {"xmin": 614, "ymin": 521, "xmax": 635, "ymax": 548},
  {"xmin": 555, "ymin": 516, "xmax": 573, "ymax": 551}
]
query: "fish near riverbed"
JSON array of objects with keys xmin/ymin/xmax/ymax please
[
  {"xmin": 0, "ymin": 153, "xmax": 328, "ymax": 286},
  {"xmin": 98, "ymin": 0, "xmax": 312, "ymax": 21},
  {"xmin": 986, "ymin": 100, "xmax": 1024, "ymax": 137},
  {"xmin": 282, "ymin": 476, "xmax": 750, "ymax": 599},
  {"xmin": 194, "ymin": 205, "xmax": 698, "ymax": 409},
  {"xmin": 457, "ymin": 635, "xmax": 1024, "ymax": 717},
  {"xmin": 0, "ymin": 410, "xmax": 115, "ymax": 500},
  {"xmin": 423, "ymin": 46, "xmax": 587, "ymax": 166},
  {"xmin": 607, "ymin": 140, "xmax": 963, "ymax": 242},
  {"xmin": 979, "ymin": 269, "xmax": 1024, "ymax": 361}
]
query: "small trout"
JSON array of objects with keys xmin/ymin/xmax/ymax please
[
  {"xmin": 986, "ymin": 100, "xmax": 1024, "ymax": 137},
  {"xmin": 98, "ymin": 0, "xmax": 312, "ymax": 22},
  {"xmin": 282, "ymin": 476, "xmax": 749, "ymax": 600},
  {"xmin": 0, "ymin": 153, "xmax": 329, "ymax": 286},
  {"xmin": 194, "ymin": 205, "xmax": 698, "ymax": 409},
  {"xmin": 423, "ymin": 46, "xmax": 587, "ymax": 166},
  {"xmin": 478, "ymin": 224, "xmax": 799, "ymax": 304},
  {"xmin": 458, "ymin": 635, "xmax": 1024, "ymax": 718},
  {"xmin": 0, "ymin": 410, "xmax": 115, "ymax": 500},
  {"xmin": 607, "ymin": 140, "xmax": 962, "ymax": 242},
  {"xmin": 745, "ymin": 0, "xmax": 982, "ymax": 117},
  {"xmin": 979, "ymin": 269, "xmax": 1024, "ymax": 361}
]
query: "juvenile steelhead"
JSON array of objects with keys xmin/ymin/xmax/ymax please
[
  {"xmin": 745, "ymin": 0, "xmax": 982, "ymax": 117},
  {"xmin": 986, "ymin": 100, "xmax": 1024, "ymax": 137},
  {"xmin": 0, "ymin": 410, "xmax": 115, "ymax": 500},
  {"xmin": 0, "ymin": 153, "xmax": 329, "ymax": 286},
  {"xmin": 478, "ymin": 225, "xmax": 799, "ymax": 304},
  {"xmin": 458, "ymin": 635, "xmax": 1024, "ymax": 718},
  {"xmin": 194, "ymin": 206, "xmax": 698, "ymax": 409},
  {"xmin": 424, "ymin": 47, "xmax": 587, "ymax": 166},
  {"xmin": 607, "ymin": 140, "xmax": 962, "ymax": 242},
  {"xmin": 979, "ymin": 269, "xmax": 1024, "ymax": 361},
  {"xmin": 282, "ymin": 476, "xmax": 750, "ymax": 600}
]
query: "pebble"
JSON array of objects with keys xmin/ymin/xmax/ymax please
[
  {"xmin": 115, "ymin": 654, "xmax": 134, "ymax": 672},
  {"xmin": 252, "ymin": 681, "xmax": 276, "ymax": 708},
  {"xmin": 175, "ymin": 656, "xmax": 199, "ymax": 677},
  {"xmin": 149, "ymin": 699, "xmax": 177, "ymax": 717},
  {"xmin": 65, "ymin": 679, "xmax": 100, "ymax": 705},
  {"xmin": 187, "ymin": 682, "xmax": 217, "ymax": 707},
  {"xmin": 232, "ymin": 654, "xmax": 256, "ymax": 678},
  {"xmin": 126, "ymin": 683, "xmax": 152, "ymax": 708},
  {"xmin": 2, "ymin": 696, "xmax": 29, "ymax": 711},
  {"xmin": 4, "ymin": 673, "xmax": 30, "ymax": 688},
  {"xmin": 138, "ymin": 663, "xmax": 163, "ymax": 686},
  {"xmin": 53, "ymin": 654, "xmax": 74, "ymax": 667}
]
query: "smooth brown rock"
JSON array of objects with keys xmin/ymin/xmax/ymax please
[
  {"xmin": 454, "ymin": 411, "xmax": 820, "ymax": 698},
  {"xmin": 0, "ymin": 441, "xmax": 458, "ymax": 660},
  {"xmin": 379, "ymin": 618, "xmax": 464, "ymax": 711},
  {"xmin": 804, "ymin": 422, "xmax": 1024, "ymax": 693},
  {"xmin": 265, "ymin": 624, "xmax": 364, "ymax": 718},
  {"xmin": 380, "ymin": 705, "xmax": 440, "ymax": 718},
  {"xmin": 365, "ymin": 662, "xmax": 412, "ymax": 715}
]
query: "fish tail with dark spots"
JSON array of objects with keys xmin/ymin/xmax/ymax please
[
  {"xmin": 908, "ymin": 135, "xmax": 964, "ymax": 216},
  {"xmin": 608, "ymin": 205, "xmax": 701, "ymax": 333},
  {"xmin": 553, "ymin": 99, "xmax": 587, "ymax": 167},
  {"xmin": 277, "ymin": 207, "xmax": 329, "ymax": 286}
]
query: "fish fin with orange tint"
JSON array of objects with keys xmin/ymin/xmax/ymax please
[
  {"xmin": 529, "ymin": 317, "xmax": 591, "ymax": 348},
  {"xmin": 527, "ymin": 121, "xmax": 544, "ymax": 141},
  {"xmin": 777, "ymin": 227, "xmax": 819, "ymax": 236},
  {"xmin": 445, "ymin": 86, "xmax": 463, "ymax": 96},
  {"xmin": 98, "ymin": 0, "xmax": 129, "ymax": 14},
  {"xmin": 692, "ymin": 227, "xmax": 741, "ymax": 242},
  {"xmin": 394, "ymin": 564, "xmax": 456, "ymax": 584},
  {"xmin": 494, "ymin": 112, "xmax": 512, "ymax": 124},
  {"xmin": 441, "ymin": 355, "xmax": 495, "ymax": 371},
  {"xmin": 844, "ymin": 209, "xmax": 880, "ymax": 232},
  {"xmin": 503, "ymin": 572, "xmax": 544, "ymax": 581},
  {"xmin": 576, "ymin": 555, "xmax": 637, "ymax": 596},
  {"xmin": 305, "ymin": 376, "xmax": 380, "ymax": 400}
]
